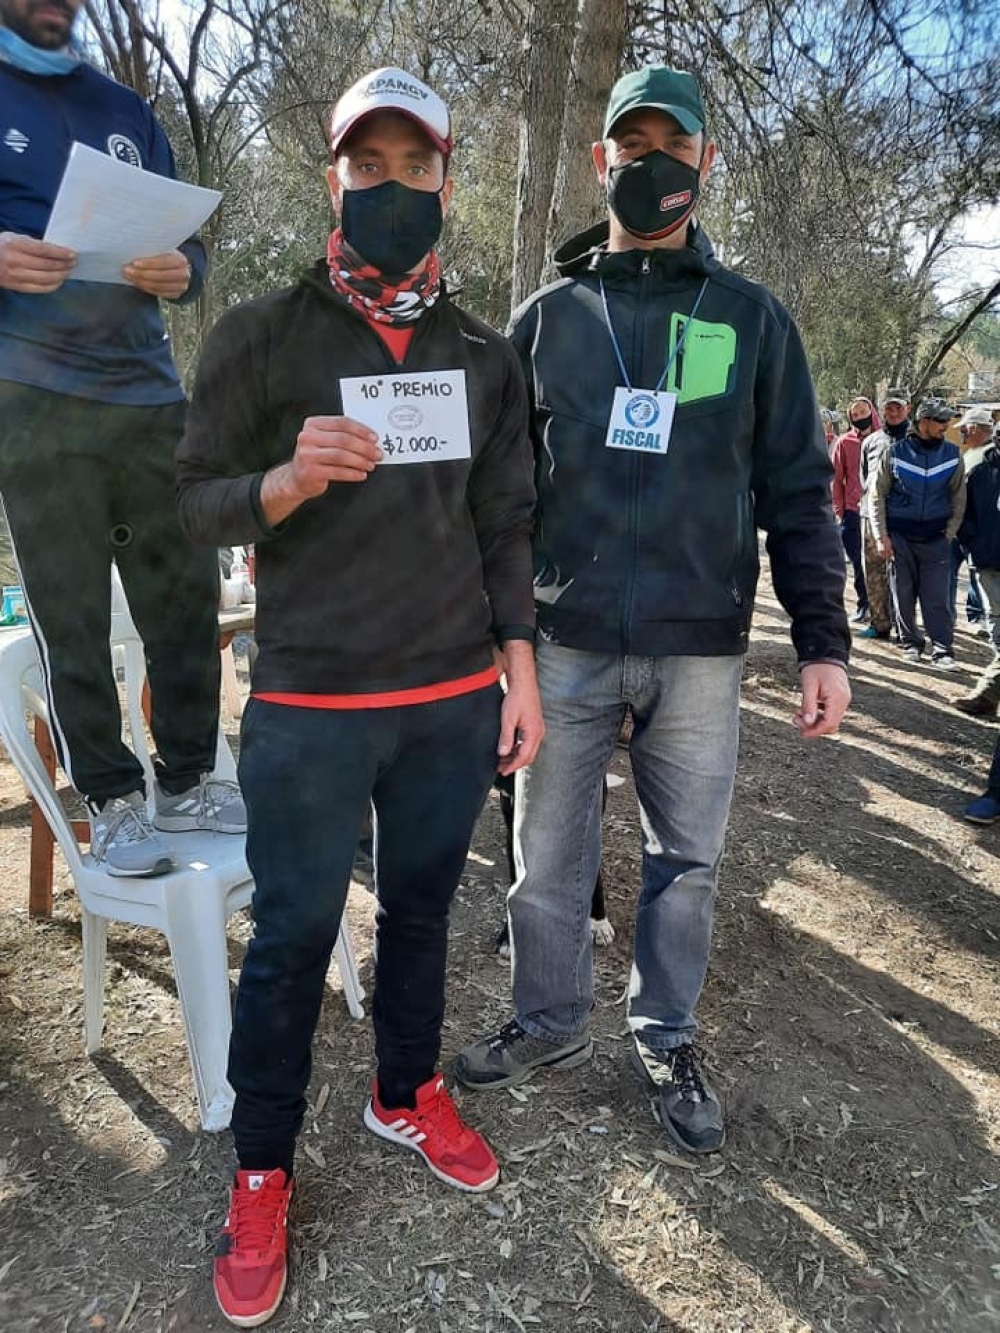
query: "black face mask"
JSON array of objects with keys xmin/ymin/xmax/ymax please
[
  {"xmin": 886, "ymin": 417, "xmax": 909, "ymax": 439},
  {"xmin": 851, "ymin": 415, "xmax": 873, "ymax": 434},
  {"xmin": 340, "ymin": 180, "xmax": 443, "ymax": 275},
  {"xmin": 607, "ymin": 149, "xmax": 701, "ymax": 240}
]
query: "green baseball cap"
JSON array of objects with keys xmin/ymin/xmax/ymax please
[{"xmin": 603, "ymin": 66, "xmax": 706, "ymax": 138}]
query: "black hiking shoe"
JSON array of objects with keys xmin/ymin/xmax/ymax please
[
  {"xmin": 631, "ymin": 1040, "xmax": 725, "ymax": 1154},
  {"xmin": 454, "ymin": 1018, "xmax": 593, "ymax": 1090}
]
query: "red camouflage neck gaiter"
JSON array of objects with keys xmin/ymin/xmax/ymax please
[{"xmin": 326, "ymin": 229, "xmax": 441, "ymax": 327}]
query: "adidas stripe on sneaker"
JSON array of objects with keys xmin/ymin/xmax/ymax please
[{"xmin": 363, "ymin": 1073, "xmax": 499, "ymax": 1193}]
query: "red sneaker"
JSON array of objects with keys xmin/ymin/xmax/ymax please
[
  {"xmin": 213, "ymin": 1168, "xmax": 292, "ymax": 1328},
  {"xmin": 363, "ymin": 1073, "xmax": 500, "ymax": 1193}
]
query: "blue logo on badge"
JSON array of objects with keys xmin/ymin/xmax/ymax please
[{"xmin": 624, "ymin": 393, "xmax": 659, "ymax": 428}]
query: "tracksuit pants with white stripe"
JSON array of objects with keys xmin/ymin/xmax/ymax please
[
  {"xmin": 888, "ymin": 530, "xmax": 954, "ymax": 656},
  {"xmin": 0, "ymin": 383, "xmax": 220, "ymax": 805}
]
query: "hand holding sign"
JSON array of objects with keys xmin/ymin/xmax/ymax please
[
  {"xmin": 292, "ymin": 417, "xmax": 383, "ymax": 493},
  {"xmin": 259, "ymin": 415, "xmax": 383, "ymax": 526}
]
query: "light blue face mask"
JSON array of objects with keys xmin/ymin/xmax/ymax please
[{"xmin": 0, "ymin": 24, "xmax": 82, "ymax": 75}]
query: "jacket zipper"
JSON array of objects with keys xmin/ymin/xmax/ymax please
[
  {"xmin": 731, "ymin": 494, "xmax": 747, "ymax": 606},
  {"xmin": 619, "ymin": 254, "xmax": 650, "ymax": 656}
]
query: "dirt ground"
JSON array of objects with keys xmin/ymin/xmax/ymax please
[{"xmin": 1, "ymin": 571, "xmax": 999, "ymax": 1333}]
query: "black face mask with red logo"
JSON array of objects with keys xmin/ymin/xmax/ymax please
[{"xmin": 607, "ymin": 149, "xmax": 701, "ymax": 241}]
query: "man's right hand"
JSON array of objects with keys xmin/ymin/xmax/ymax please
[
  {"xmin": 0, "ymin": 232, "xmax": 76, "ymax": 293},
  {"xmin": 876, "ymin": 535, "xmax": 893, "ymax": 561},
  {"xmin": 260, "ymin": 416, "xmax": 382, "ymax": 526}
]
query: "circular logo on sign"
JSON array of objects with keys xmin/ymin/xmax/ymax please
[
  {"xmin": 107, "ymin": 134, "xmax": 141, "ymax": 167},
  {"xmin": 624, "ymin": 393, "xmax": 660, "ymax": 428},
  {"xmin": 388, "ymin": 405, "xmax": 423, "ymax": 429}
]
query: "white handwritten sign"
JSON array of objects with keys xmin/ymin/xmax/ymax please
[{"xmin": 339, "ymin": 369, "xmax": 471, "ymax": 465}]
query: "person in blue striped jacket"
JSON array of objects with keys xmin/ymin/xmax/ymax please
[{"xmin": 871, "ymin": 397, "xmax": 966, "ymax": 668}]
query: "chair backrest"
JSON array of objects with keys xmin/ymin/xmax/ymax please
[
  {"xmin": 110, "ymin": 607, "xmax": 157, "ymax": 792},
  {"xmin": 0, "ymin": 631, "xmax": 88, "ymax": 875},
  {"xmin": 110, "ymin": 572, "xmax": 236, "ymax": 784},
  {"xmin": 0, "ymin": 588, "xmax": 237, "ymax": 874}
]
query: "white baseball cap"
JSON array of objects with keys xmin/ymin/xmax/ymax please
[
  {"xmin": 959, "ymin": 405, "xmax": 994, "ymax": 429},
  {"xmin": 330, "ymin": 67, "xmax": 452, "ymax": 157}
]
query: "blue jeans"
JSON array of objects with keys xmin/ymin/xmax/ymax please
[
  {"xmin": 950, "ymin": 540, "xmax": 984, "ymax": 621},
  {"xmin": 509, "ymin": 641, "xmax": 742, "ymax": 1052},
  {"xmin": 229, "ymin": 686, "xmax": 501, "ymax": 1170}
]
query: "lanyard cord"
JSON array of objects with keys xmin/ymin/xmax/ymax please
[{"xmin": 599, "ymin": 275, "xmax": 710, "ymax": 393}]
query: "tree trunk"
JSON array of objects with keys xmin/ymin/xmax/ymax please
[
  {"xmin": 510, "ymin": 0, "xmax": 576, "ymax": 311},
  {"xmin": 544, "ymin": 0, "xmax": 627, "ymax": 272}
]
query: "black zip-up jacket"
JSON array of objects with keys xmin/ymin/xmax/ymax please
[
  {"xmin": 512, "ymin": 222, "xmax": 849, "ymax": 666},
  {"xmin": 958, "ymin": 445, "xmax": 1000, "ymax": 570},
  {"xmin": 176, "ymin": 261, "xmax": 536, "ymax": 695}
]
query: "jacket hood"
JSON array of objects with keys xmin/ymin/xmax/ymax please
[{"xmin": 553, "ymin": 220, "xmax": 718, "ymax": 280}]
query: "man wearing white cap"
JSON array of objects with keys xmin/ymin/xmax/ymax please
[
  {"xmin": 955, "ymin": 407, "xmax": 1000, "ymax": 714},
  {"xmin": 177, "ymin": 66, "xmax": 543, "ymax": 1327},
  {"xmin": 957, "ymin": 405, "xmax": 996, "ymax": 463}
]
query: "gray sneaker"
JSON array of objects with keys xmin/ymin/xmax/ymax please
[
  {"xmin": 88, "ymin": 792, "xmax": 176, "ymax": 878},
  {"xmin": 631, "ymin": 1040, "xmax": 725, "ymax": 1154},
  {"xmin": 454, "ymin": 1018, "xmax": 593, "ymax": 1090},
  {"xmin": 153, "ymin": 777, "xmax": 246, "ymax": 833}
]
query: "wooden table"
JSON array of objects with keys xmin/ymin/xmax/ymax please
[
  {"xmin": 218, "ymin": 603, "xmax": 256, "ymax": 647},
  {"xmin": 217, "ymin": 603, "xmax": 255, "ymax": 720}
]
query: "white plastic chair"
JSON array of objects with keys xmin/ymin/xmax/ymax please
[
  {"xmin": 0, "ymin": 613, "xmax": 364, "ymax": 1133},
  {"xmin": 108, "ymin": 599, "xmax": 365, "ymax": 1030}
]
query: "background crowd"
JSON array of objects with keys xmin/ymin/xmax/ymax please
[{"xmin": 828, "ymin": 389, "xmax": 1000, "ymax": 819}]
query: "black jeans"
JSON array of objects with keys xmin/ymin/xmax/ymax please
[
  {"xmin": 0, "ymin": 383, "xmax": 220, "ymax": 803},
  {"xmin": 839, "ymin": 510, "xmax": 867, "ymax": 611},
  {"xmin": 228, "ymin": 687, "xmax": 501, "ymax": 1173}
]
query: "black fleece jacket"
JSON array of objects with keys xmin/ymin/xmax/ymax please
[
  {"xmin": 176, "ymin": 261, "xmax": 536, "ymax": 695},
  {"xmin": 512, "ymin": 221, "xmax": 849, "ymax": 667}
]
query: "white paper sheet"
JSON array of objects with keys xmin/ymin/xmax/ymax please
[{"xmin": 43, "ymin": 142, "xmax": 221, "ymax": 285}]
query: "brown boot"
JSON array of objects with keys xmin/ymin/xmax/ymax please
[{"xmin": 953, "ymin": 695, "xmax": 999, "ymax": 717}]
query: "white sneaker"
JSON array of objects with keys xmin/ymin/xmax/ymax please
[
  {"xmin": 88, "ymin": 792, "xmax": 176, "ymax": 877},
  {"xmin": 903, "ymin": 646, "xmax": 922, "ymax": 663},
  {"xmin": 153, "ymin": 777, "xmax": 247, "ymax": 833},
  {"xmin": 932, "ymin": 653, "xmax": 956, "ymax": 670}
]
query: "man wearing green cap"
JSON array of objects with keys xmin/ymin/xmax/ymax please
[{"xmin": 456, "ymin": 66, "xmax": 850, "ymax": 1153}]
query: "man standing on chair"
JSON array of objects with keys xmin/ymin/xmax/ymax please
[
  {"xmin": 0, "ymin": 0, "xmax": 245, "ymax": 876},
  {"xmin": 176, "ymin": 67, "xmax": 542, "ymax": 1328}
]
